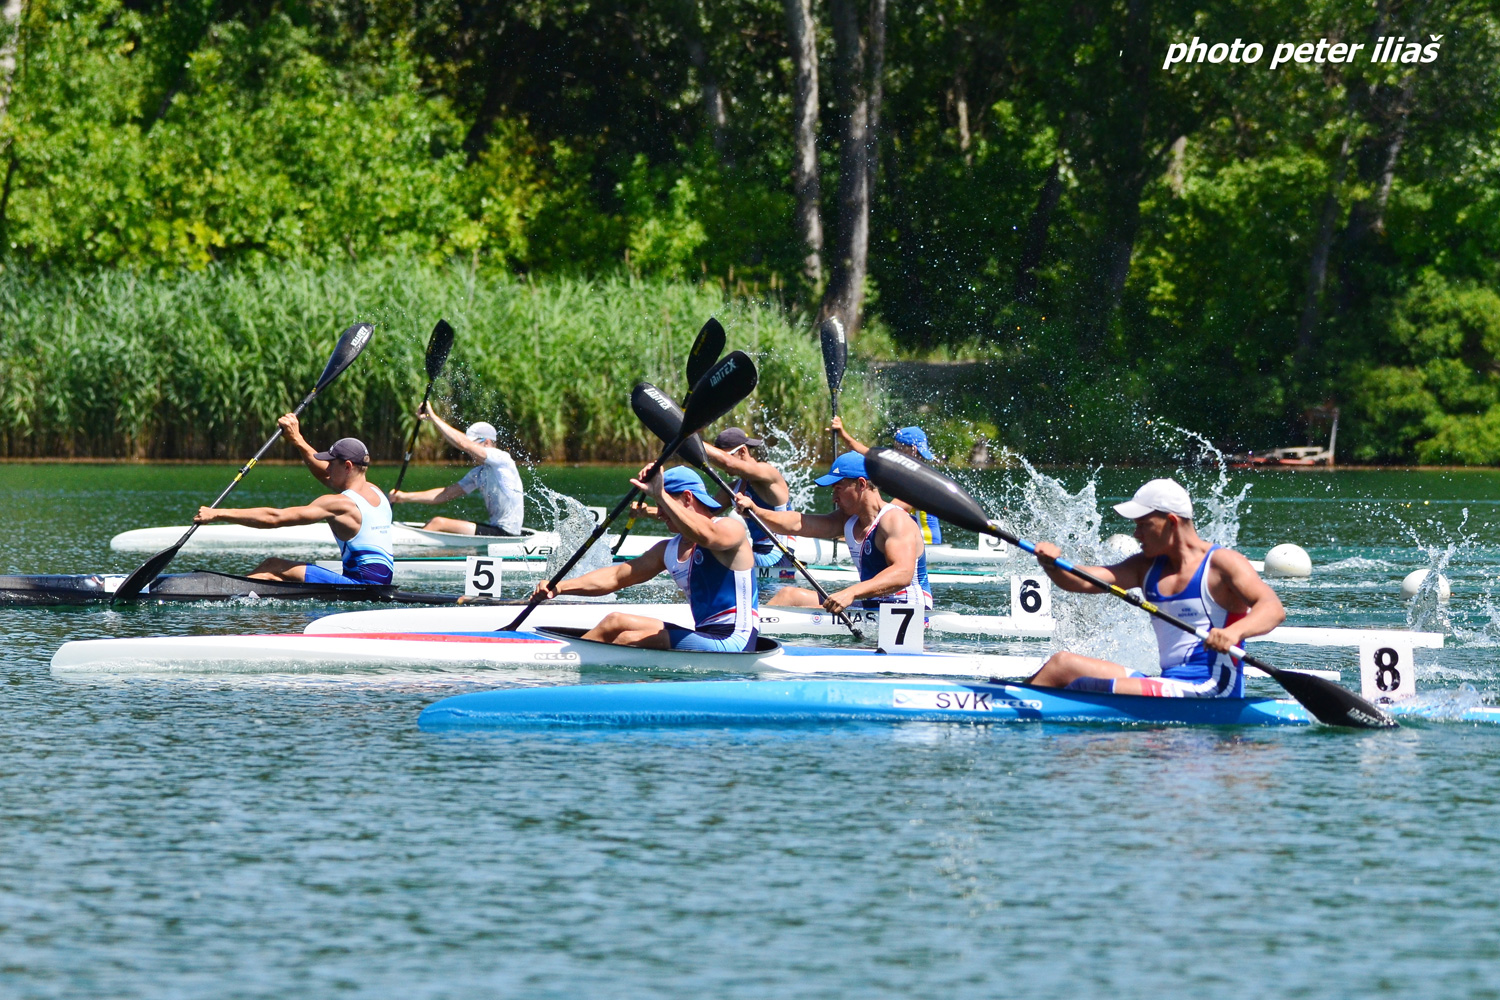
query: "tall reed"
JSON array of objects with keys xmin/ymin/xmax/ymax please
[{"xmin": 0, "ymin": 261, "xmax": 881, "ymax": 462}]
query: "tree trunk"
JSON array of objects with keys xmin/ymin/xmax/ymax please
[
  {"xmin": 0, "ymin": 0, "xmax": 22, "ymax": 121},
  {"xmin": 819, "ymin": 0, "xmax": 884, "ymax": 337},
  {"xmin": 685, "ymin": 32, "xmax": 731, "ymax": 165},
  {"xmin": 784, "ymin": 0, "xmax": 822, "ymax": 288},
  {"xmin": 1295, "ymin": 133, "xmax": 1351, "ymax": 362},
  {"xmin": 1014, "ymin": 158, "xmax": 1061, "ymax": 304}
]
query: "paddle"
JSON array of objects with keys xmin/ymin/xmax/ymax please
[
  {"xmin": 503, "ymin": 351, "xmax": 759, "ymax": 632},
  {"xmin": 631, "ymin": 382, "xmax": 864, "ymax": 641},
  {"xmin": 819, "ymin": 317, "xmax": 847, "ymax": 459},
  {"xmin": 613, "ymin": 317, "xmax": 726, "ymax": 556},
  {"xmin": 392, "ymin": 319, "xmax": 456, "ymax": 493},
  {"xmin": 112, "ymin": 322, "xmax": 376, "ymax": 603},
  {"xmin": 862, "ymin": 447, "xmax": 1399, "ymax": 729}
]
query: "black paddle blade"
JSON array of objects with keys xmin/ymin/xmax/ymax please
[
  {"xmin": 631, "ymin": 383, "xmax": 707, "ymax": 467},
  {"xmin": 819, "ymin": 317, "xmax": 847, "ymax": 394},
  {"xmin": 682, "ymin": 350, "xmax": 758, "ymax": 437},
  {"xmin": 112, "ymin": 544, "xmax": 176, "ymax": 602},
  {"xmin": 865, "ymin": 448, "xmax": 992, "ymax": 535},
  {"xmin": 425, "ymin": 319, "xmax": 455, "ymax": 380},
  {"xmin": 315, "ymin": 322, "xmax": 375, "ymax": 393},
  {"xmin": 1255, "ymin": 661, "xmax": 1399, "ymax": 729},
  {"xmin": 686, "ymin": 317, "xmax": 726, "ymax": 390}
]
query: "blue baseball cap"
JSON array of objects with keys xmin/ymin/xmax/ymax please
[
  {"xmin": 814, "ymin": 451, "xmax": 868, "ymax": 486},
  {"xmin": 660, "ymin": 466, "xmax": 722, "ymax": 508},
  {"xmin": 893, "ymin": 426, "xmax": 935, "ymax": 460}
]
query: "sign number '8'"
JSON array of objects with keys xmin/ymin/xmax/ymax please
[{"xmin": 1373, "ymin": 647, "xmax": 1401, "ymax": 692}]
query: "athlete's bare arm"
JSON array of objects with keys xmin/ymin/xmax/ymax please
[
  {"xmin": 278, "ymin": 413, "xmax": 333, "ymax": 485},
  {"xmin": 1032, "ymin": 543, "xmax": 1151, "ymax": 593},
  {"xmin": 733, "ymin": 494, "xmax": 845, "ymax": 540},
  {"xmin": 389, "ymin": 484, "xmax": 467, "ymax": 505},
  {"xmin": 421, "ymin": 402, "xmax": 490, "ymax": 463},
  {"xmin": 703, "ymin": 443, "xmax": 789, "ymax": 506},
  {"xmin": 195, "ymin": 494, "xmax": 363, "ymax": 539},
  {"xmin": 536, "ymin": 540, "xmax": 668, "ymax": 600},
  {"xmin": 1203, "ymin": 550, "xmax": 1286, "ymax": 651},
  {"xmin": 822, "ymin": 510, "xmax": 922, "ymax": 610},
  {"xmin": 828, "ymin": 416, "xmax": 869, "ymax": 455}
]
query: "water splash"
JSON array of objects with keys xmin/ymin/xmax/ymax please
[
  {"xmin": 531, "ymin": 484, "xmax": 617, "ymax": 592},
  {"xmin": 1159, "ymin": 424, "xmax": 1250, "ymax": 549}
]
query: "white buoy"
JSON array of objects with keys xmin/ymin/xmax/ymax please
[
  {"xmin": 1102, "ymin": 533, "xmax": 1141, "ymax": 561},
  {"xmin": 1400, "ymin": 569, "xmax": 1451, "ymax": 602},
  {"xmin": 1263, "ymin": 543, "xmax": 1313, "ymax": 578}
]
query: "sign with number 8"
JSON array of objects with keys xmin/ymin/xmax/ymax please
[{"xmin": 1359, "ymin": 642, "xmax": 1415, "ymax": 703}]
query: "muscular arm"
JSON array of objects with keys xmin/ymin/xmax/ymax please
[
  {"xmin": 195, "ymin": 494, "xmax": 361, "ymax": 538},
  {"xmin": 389, "ymin": 484, "xmax": 467, "ymax": 505},
  {"xmin": 733, "ymin": 496, "xmax": 846, "ymax": 540},
  {"xmin": 1208, "ymin": 552, "xmax": 1286, "ymax": 649},
  {"xmin": 655, "ymin": 488, "xmax": 748, "ymax": 555},
  {"xmin": 1033, "ymin": 544, "xmax": 1151, "ymax": 593},
  {"xmin": 278, "ymin": 414, "xmax": 332, "ymax": 485},
  {"xmin": 703, "ymin": 444, "xmax": 789, "ymax": 505},
  {"xmin": 551, "ymin": 542, "xmax": 667, "ymax": 598},
  {"xmin": 831, "ymin": 513, "xmax": 921, "ymax": 605}
]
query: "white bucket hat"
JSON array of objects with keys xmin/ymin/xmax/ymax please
[{"xmin": 1113, "ymin": 478, "xmax": 1194, "ymax": 520}]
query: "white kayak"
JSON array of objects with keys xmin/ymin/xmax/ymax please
[
  {"xmin": 302, "ymin": 603, "xmax": 1057, "ymax": 639},
  {"xmin": 109, "ymin": 522, "xmax": 565, "ymax": 556},
  {"xmin": 341, "ymin": 556, "xmax": 1008, "ymax": 586},
  {"xmin": 50, "ymin": 626, "xmax": 1337, "ymax": 681}
]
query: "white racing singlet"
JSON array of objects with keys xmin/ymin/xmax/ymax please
[
  {"xmin": 337, "ymin": 487, "xmax": 396, "ymax": 585},
  {"xmin": 845, "ymin": 503, "xmax": 933, "ymax": 609},
  {"xmin": 1139, "ymin": 546, "xmax": 1246, "ymax": 698}
]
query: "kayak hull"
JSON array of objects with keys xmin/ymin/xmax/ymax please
[
  {"xmin": 417, "ymin": 678, "xmax": 1500, "ymax": 730},
  {"xmin": 417, "ymin": 679, "xmax": 1317, "ymax": 729},
  {"xmin": 0, "ymin": 571, "xmax": 398, "ymax": 606},
  {"xmin": 303, "ymin": 603, "xmax": 1055, "ymax": 639},
  {"xmin": 109, "ymin": 523, "xmax": 562, "ymax": 555}
]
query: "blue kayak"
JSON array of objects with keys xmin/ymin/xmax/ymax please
[
  {"xmin": 418, "ymin": 678, "xmax": 1500, "ymax": 730},
  {"xmin": 419, "ymin": 678, "xmax": 1307, "ymax": 729}
]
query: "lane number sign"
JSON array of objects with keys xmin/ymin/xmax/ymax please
[
  {"xmin": 877, "ymin": 603, "xmax": 925, "ymax": 653},
  {"xmin": 1011, "ymin": 574, "xmax": 1051, "ymax": 620},
  {"xmin": 465, "ymin": 556, "xmax": 501, "ymax": 598},
  {"xmin": 1360, "ymin": 642, "xmax": 1416, "ymax": 703}
]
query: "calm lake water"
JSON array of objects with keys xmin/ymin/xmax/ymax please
[{"xmin": 2, "ymin": 461, "xmax": 1499, "ymax": 999}]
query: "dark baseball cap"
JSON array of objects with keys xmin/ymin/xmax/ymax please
[
  {"xmin": 314, "ymin": 437, "xmax": 371, "ymax": 466},
  {"xmin": 714, "ymin": 427, "xmax": 765, "ymax": 451}
]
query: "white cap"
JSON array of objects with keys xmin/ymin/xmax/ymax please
[
  {"xmin": 465, "ymin": 421, "xmax": 498, "ymax": 443},
  {"xmin": 1113, "ymin": 478, "xmax": 1194, "ymax": 520}
]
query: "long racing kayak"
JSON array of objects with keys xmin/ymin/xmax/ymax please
[
  {"xmin": 417, "ymin": 677, "xmax": 1500, "ymax": 729},
  {"xmin": 109, "ymin": 523, "xmax": 565, "ymax": 556},
  {"xmin": 303, "ymin": 603, "xmax": 1057, "ymax": 639},
  {"xmin": 0, "ymin": 571, "xmax": 401, "ymax": 606},
  {"xmin": 50, "ymin": 627, "xmax": 1044, "ymax": 678}
]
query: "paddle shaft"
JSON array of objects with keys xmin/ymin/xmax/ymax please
[
  {"xmin": 830, "ymin": 391, "xmax": 841, "ymax": 460},
  {"xmin": 154, "ymin": 386, "xmax": 323, "ymax": 562},
  {"xmin": 503, "ymin": 451, "xmax": 677, "ymax": 632},
  {"xmin": 696, "ymin": 464, "xmax": 863, "ymax": 640},
  {"xmin": 392, "ymin": 382, "xmax": 436, "ymax": 494}
]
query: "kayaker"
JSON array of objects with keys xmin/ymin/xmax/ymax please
[
  {"xmin": 736, "ymin": 451, "xmax": 931, "ymax": 612},
  {"xmin": 389, "ymin": 402, "xmax": 525, "ymax": 536},
  {"xmin": 828, "ymin": 417, "xmax": 944, "ymax": 544},
  {"xmin": 531, "ymin": 466, "xmax": 759, "ymax": 651},
  {"xmin": 1026, "ymin": 478, "xmax": 1285, "ymax": 697},
  {"xmin": 703, "ymin": 426, "xmax": 792, "ymax": 568},
  {"xmin": 193, "ymin": 416, "xmax": 395, "ymax": 585}
]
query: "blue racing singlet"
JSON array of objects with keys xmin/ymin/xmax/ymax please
[
  {"xmin": 845, "ymin": 504, "xmax": 933, "ymax": 609},
  {"xmin": 663, "ymin": 532, "xmax": 759, "ymax": 635},
  {"xmin": 736, "ymin": 478, "xmax": 791, "ymax": 568},
  {"xmin": 912, "ymin": 508, "xmax": 943, "ymax": 545},
  {"xmin": 336, "ymin": 487, "xmax": 395, "ymax": 585},
  {"xmin": 1142, "ymin": 546, "xmax": 1245, "ymax": 697}
]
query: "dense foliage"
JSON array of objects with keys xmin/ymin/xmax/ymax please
[
  {"xmin": 0, "ymin": 262, "xmax": 880, "ymax": 460},
  {"xmin": 0, "ymin": 0, "xmax": 1497, "ymax": 462}
]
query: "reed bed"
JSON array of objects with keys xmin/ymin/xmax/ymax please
[{"xmin": 0, "ymin": 261, "xmax": 880, "ymax": 462}]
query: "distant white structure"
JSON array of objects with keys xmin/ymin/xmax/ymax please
[
  {"xmin": 1401, "ymin": 569, "xmax": 1451, "ymax": 602},
  {"xmin": 1263, "ymin": 543, "xmax": 1313, "ymax": 578}
]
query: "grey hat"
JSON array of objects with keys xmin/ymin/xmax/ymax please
[
  {"xmin": 313, "ymin": 437, "xmax": 371, "ymax": 466},
  {"xmin": 714, "ymin": 427, "xmax": 765, "ymax": 451}
]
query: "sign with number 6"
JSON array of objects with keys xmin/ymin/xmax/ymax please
[
  {"xmin": 1011, "ymin": 574, "xmax": 1051, "ymax": 620},
  {"xmin": 1360, "ymin": 642, "xmax": 1415, "ymax": 703},
  {"xmin": 464, "ymin": 556, "xmax": 501, "ymax": 598}
]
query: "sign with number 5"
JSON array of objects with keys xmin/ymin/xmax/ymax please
[
  {"xmin": 465, "ymin": 556, "xmax": 501, "ymax": 598},
  {"xmin": 1360, "ymin": 642, "xmax": 1415, "ymax": 703}
]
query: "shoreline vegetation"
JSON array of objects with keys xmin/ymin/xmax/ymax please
[{"xmin": 0, "ymin": 263, "xmax": 883, "ymax": 464}]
